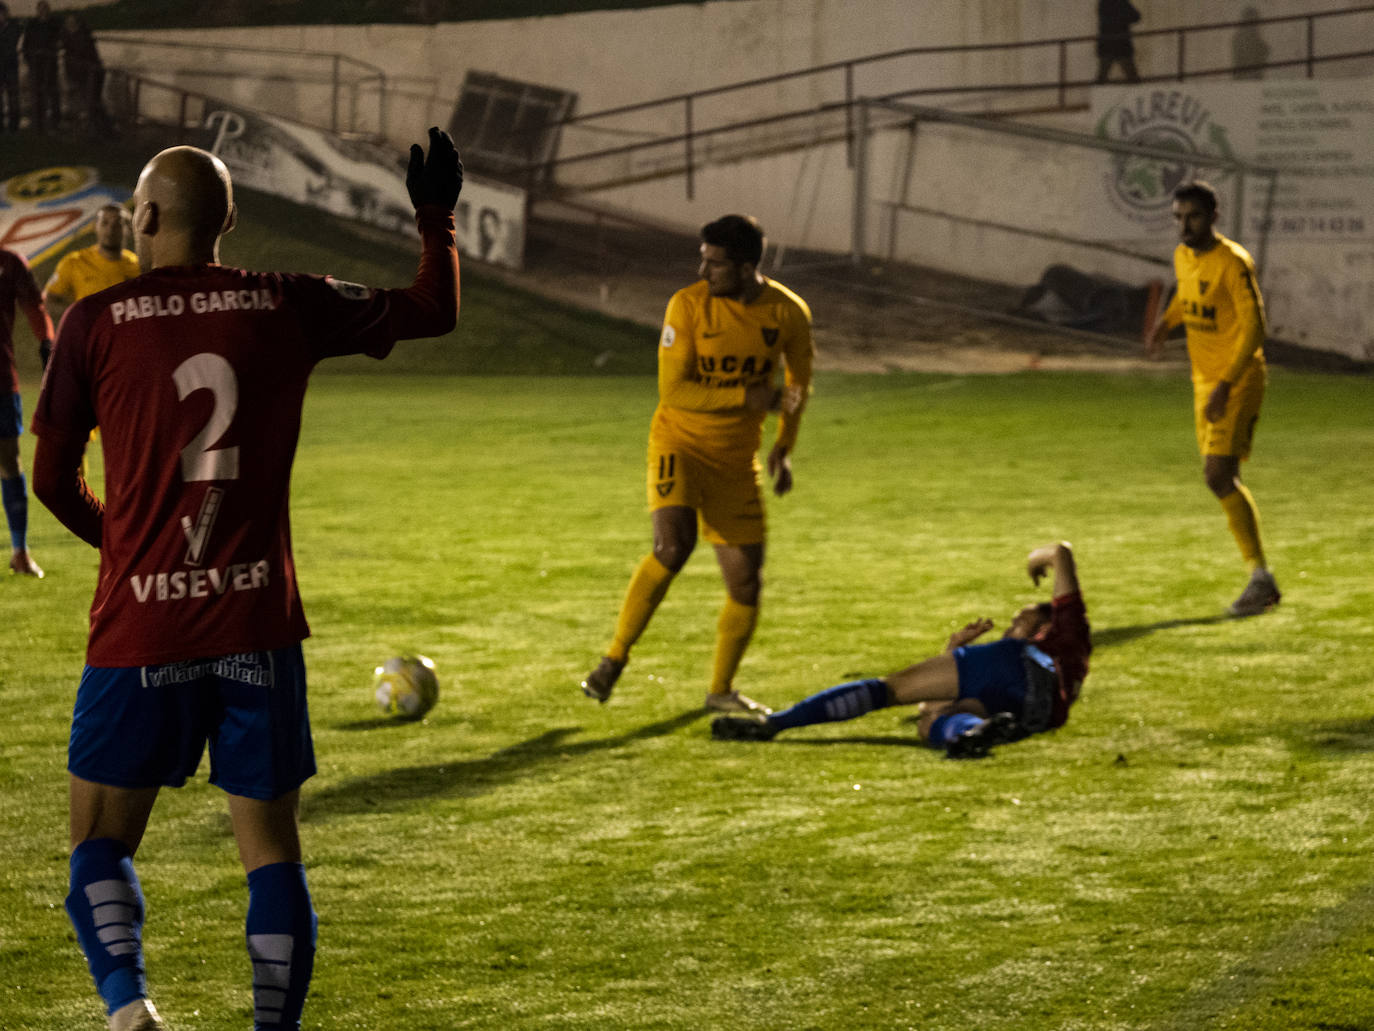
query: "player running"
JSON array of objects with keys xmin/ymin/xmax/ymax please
[
  {"xmin": 0, "ymin": 245, "xmax": 55, "ymax": 577},
  {"xmin": 32, "ymin": 129, "xmax": 461, "ymax": 1031},
  {"xmin": 582, "ymin": 214, "xmax": 814, "ymax": 715},
  {"xmin": 1148, "ymin": 180, "xmax": 1280, "ymax": 617},
  {"xmin": 713, "ymin": 542, "xmax": 1091, "ymax": 758}
]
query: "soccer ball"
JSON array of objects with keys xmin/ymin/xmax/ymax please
[{"xmin": 373, "ymin": 654, "xmax": 439, "ymax": 719}]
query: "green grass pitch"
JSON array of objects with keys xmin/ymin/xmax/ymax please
[{"xmin": 2, "ymin": 364, "xmax": 1372, "ymax": 1030}]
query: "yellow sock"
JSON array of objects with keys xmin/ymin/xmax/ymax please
[
  {"xmin": 709, "ymin": 597, "xmax": 758, "ymax": 695},
  {"xmin": 1220, "ymin": 484, "xmax": 1265, "ymax": 570},
  {"xmin": 607, "ymin": 554, "xmax": 675, "ymax": 663}
]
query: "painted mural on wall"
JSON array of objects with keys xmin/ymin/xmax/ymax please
[
  {"xmin": 202, "ymin": 105, "xmax": 527, "ymax": 270},
  {"xmin": 0, "ymin": 167, "xmax": 130, "ymax": 265},
  {"xmin": 1094, "ymin": 79, "xmax": 1374, "ymax": 359}
]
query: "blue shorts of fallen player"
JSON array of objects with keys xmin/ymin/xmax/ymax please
[
  {"xmin": 69, "ymin": 644, "xmax": 316, "ymax": 801},
  {"xmin": 952, "ymin": 637, "xmax": 1056, "ymax": 732}
]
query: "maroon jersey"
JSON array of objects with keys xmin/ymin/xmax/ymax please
[
  {"xmin": 1034, "ymin": 591, "xmax": 1092, "ymax": 729},
  {"xmin": 1, "ymin": 247, "xmax": 52, "ymax": 394},
  {"xmin": 32, "ymin": 210, "xmax": 457, "ymax": 665}
]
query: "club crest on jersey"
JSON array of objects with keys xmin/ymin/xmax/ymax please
[
  {"xmin": 761, "ymin": 327, "xmax": 779, "ymax": 348},
  {"xmin": 327, "ymin": 278, "xmax": 371, "ymax": 300},
  {"xmin": 1199, "ymin": 280, "xmax": 1211, "ymax": 295},
  {"xmin": 656, "ymin": 481, "xmax": 675, "ymax": 497}
]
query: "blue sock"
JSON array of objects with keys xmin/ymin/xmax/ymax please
[
  {"xmin": 768, "ymin": 678, "xmax": 891, "ymax": 732},
  {"xmin": 246, "ymin": 862, "xmax": 317, "ymax": 1030},
  {"xmin": 929, "ymin": 712, "xmax": 984, "ymax": 748},
  {"xmin": 65, "ymin": 838, "xmax": 147, "ymax": 1016},
  {"xmin": 2, "ymin": 474, "xmax": 27, "ymax": 550}
]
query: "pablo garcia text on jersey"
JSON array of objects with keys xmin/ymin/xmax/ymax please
[{"xmin": 109, "ymin": 288, "xmax": 277, "ymax": 325}]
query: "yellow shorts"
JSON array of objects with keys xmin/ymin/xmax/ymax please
[
  {"xmin": 1194, "ymin": 363, "xmax": 1265, "ymax": 458},
  {"xmin": 646, "ymin": 436, "xmax": 764, "ymax": 546}
]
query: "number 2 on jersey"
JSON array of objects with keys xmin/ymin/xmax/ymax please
[{"xmin": 174, "ymin": 352, "xmax": 241, "ymax": 482}]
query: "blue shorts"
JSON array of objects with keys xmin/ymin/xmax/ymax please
[
  {"xmin": 954, "ymin": 638, "xmax": 1057, "ymax": 732},
  {"xmin": 69, "ymin": 644, "xmax": 316, "ymax": 801},
  {"xmin": 0, "ymin": 392, "xmax": 21, "ymax": 438}
]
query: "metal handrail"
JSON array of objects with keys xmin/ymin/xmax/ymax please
[
  {"xmin": 520, "ymin": 48, "xmax": 1372, "ymax": 193},
  {"xmin": 560, "ymin": 5, "xmax": 1374, "ymax": 129}
]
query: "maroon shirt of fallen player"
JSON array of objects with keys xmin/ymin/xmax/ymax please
[{"xmin": 32, "ymin": 211, "xmax": 458, "ymax": 667}]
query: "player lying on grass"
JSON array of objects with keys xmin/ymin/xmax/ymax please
[{"xmin": 712, "ymin": 542, "xmax": 1091, "ymax": 758}]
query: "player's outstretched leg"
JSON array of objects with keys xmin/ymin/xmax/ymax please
[
  {"xmin": 711, "ymin": 679, "xmax": 891, "ymax": 739},
  {"xmin": 65, "ymin": 838, "xmax": 163, "ymax": 1029}
]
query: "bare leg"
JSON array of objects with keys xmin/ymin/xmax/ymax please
[{"xmin": 227, "ymin": 790, "xmax": 302, "ymax": 873}]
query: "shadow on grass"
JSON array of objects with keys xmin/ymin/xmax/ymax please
[
  {"xmin": 768, "ymin": 734, "xmax": 926, "ymax": 749},
  {"xmin": 1182, "ymin": 717, "xmax": 1374, "ymax": 759},
  {"xmin": 305, "ymin": 708, "xmax": 708, "ymax": 820},
  {"xmin": 1092, "ymin": 613, "xmax": 1234, "ymax": 648}
]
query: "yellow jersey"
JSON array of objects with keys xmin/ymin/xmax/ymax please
[
  {"xmin": 653, "ymin": 277, "xmax": 814, "ymax": 457},
  {"xmin": 45, "ymin": 246, "xmax": 141, "ymax": 304},
  {"xmin": 1162, "ymin": 234, "xmax": 1267, "ymax": 385}
]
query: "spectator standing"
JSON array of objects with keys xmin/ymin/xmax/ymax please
[
  {"xmin": 20, "ymin": 0, "xmax": 60, "ymax": 132},
  {"xmin": 1231, "ymin": 6, "xmax": 1270, "ymax": 80},
  {"xmin": 60, "ymin": 12, "xmax": 112, "ymax": 134},
  {"xmin": 0, "ymin": 2, "xmax": 21, "ymax": 132},
  {"xmin": 1095, "ymin": 0, "xmax": 1142, "ymax": 83}
]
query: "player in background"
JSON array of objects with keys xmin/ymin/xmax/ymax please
[
  {"xmin": 31, "ymin": 128, "xmax": 462, "ymax": 1031},
  {"xmin": 712, "ymin": 542, "xmax": 1091, "ymax": 759},
  {"xmin": 44, "ymin": 203, "xmax": 141, "ymax": 322},
  {"xmin": 1147, "ymin": 180, "xmax": 1280, "ymax": 617},
  {"xmin": 43, "ymin": 203, "xmax": 140, "ymax": 482},
  {"xmin": 0, "ymin": 245, "xmax": 55, "ymax": 577},
  {"xmin": 582, "ymin": 214, "xmax": 814, "ymax": 715}
]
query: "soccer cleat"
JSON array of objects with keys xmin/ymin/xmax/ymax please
[
  {"xmin": 711, "ymin": 715, "xmax": 778, "ymax": 741},
  {"xmin": 704, "ymin": 690, "xmax": 773, "ymax": 716},
  {"xmin": 945, "ymin": 711, "xmax": 1023, "ymax": 760},
  {"xmin": 1227, "ymin": 568, "xmax": 1281, "ymax": 617},
  {"xmin": 8, "ymin": 550, "xmax": 43, "ymax": 578},
  {"xmin": 580, "ymin": 656, "xmax": 624, "ymax": 703},
  {"xmin": 109, "ymin": 998, "xmax": 165, "ymax": 1031}
]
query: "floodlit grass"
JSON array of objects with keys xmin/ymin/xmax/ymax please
[{"xmin": 3, "ymin": 367, "xmax": 1372, "ymax": 1030}]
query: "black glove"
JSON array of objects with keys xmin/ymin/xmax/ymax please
[
  {"xmin": 39, "ymin": 338, "xmax": 52, "ymax": 371},
  {"xmin": 406, "ymin": 126, "xmax": 463, "ymax": 211}
]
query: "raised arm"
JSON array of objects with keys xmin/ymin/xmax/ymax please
[{"xmin": 1027, "ymin": 541, "xmax": 1080, "ymax": 599}]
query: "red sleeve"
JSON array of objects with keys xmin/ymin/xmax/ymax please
[
  {"xmin": 299, "ymin": 206, "xmax": 459, "ymax": 362},
  {"xmin": 386, "ymin": 206, "xmax": 459, "ymax": 340},
  {"xmin": 32, "ymin": 432, "xmax": 102, "ymax": 548},
  {"xmin": 31, "ymin": 298, "xmax": 102, "ymax": 547},
  {"xmin": 21, "ymin": 294, "xmax": 54, "ymax": 344}
]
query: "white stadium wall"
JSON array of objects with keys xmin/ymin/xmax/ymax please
[{"xmin": 97, "ymin": 0, "xmax": 1374, "ymax": 358}]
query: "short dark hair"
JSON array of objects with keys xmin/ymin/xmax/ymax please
[
  {"xmin": 700, "ymin": 214, "xmax": 764, "ymax": 267},
  {"xmin": 1173, "ymin": 180, "xmax": 1218, "ymax": 215}
]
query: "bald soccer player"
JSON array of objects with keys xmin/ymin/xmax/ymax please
[{"xmin": 32, "ymin": 130, "xmax": 462, "ymax": 1031}]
